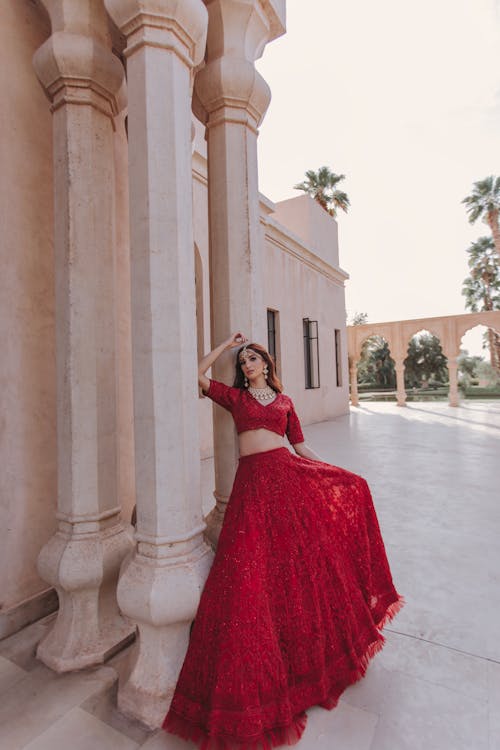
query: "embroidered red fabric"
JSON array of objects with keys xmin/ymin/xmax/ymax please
[
  {"xmin": 162, "ymin": 395, "xmax": 405, "ymax": 749},
  {"xmin": 203, "ymin": 379, "xmax": 305, "ymax": 445}
]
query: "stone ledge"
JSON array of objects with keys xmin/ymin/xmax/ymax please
[{"xmin": 0, "ymin": 588, "xmax": 58, "ymax": 641}]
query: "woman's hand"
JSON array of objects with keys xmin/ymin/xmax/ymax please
[
  {"xmin": 198, "ymin": 332, "xmax": 248, "ymax": 391},
  {"xmin": 224, "ymin": 332, "xmax": 248, "ymax": 350}
]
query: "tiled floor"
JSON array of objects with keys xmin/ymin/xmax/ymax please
[{"xmin": 1, "ymin": 399, "xmax": 498, "ymax": 749}]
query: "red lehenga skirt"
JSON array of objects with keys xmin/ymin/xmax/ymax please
[{"xmin": 162, "ymin": 447, "xmax": 404, "ymax": 749}]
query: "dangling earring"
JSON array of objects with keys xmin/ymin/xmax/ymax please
[
  {"xmin": 263, "ymin": 366, "xmax": 268, "ymax": 380},
  {"xmin": 244, "ymin": 376, "xmax": 249, "ymax": 387}
]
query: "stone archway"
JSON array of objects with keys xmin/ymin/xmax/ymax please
[{"xmin": 348, "ymin": 311, "xmax": 500, "ymax": 407}]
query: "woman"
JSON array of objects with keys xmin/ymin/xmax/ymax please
[{"xmin": 162, "ymin": 331, "xmax": 404, "ymax": 749}]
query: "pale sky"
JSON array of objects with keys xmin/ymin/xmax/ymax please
[{"xmin": 256, "ymin": 0, "xmax": 500, "ymax": 358}]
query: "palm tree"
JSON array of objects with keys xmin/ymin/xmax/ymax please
[
  {"xmin": 462, "ymin": 236, "xmax": 500, "ymax": 372},
  {"xmin": 349, "ymin": 311, "xmax": 368, "ymax": 325},
  {"xmin": 294, "ymin": 166, "xmax": 350, "ymax": 218},
  {"xmin": 462, "ymin": 176, "xmax": 500, "ymax": 261}
]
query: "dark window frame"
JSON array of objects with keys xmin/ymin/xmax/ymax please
[
  {"xmin": 266, "ymin": 308, "xmax": 281, "ymax": 377},
  {"xmin": 303, "ymin": 318, "xmax": 320, "ymax": 389},
  {"xmin": 267, "ymin": 309, "xmax": 277, "ymax": 363},
  {"xmin": 334, "ymin": 328, "xmax": 342, "ymax": 387}
]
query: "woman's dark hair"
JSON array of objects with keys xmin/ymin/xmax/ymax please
[{"xmin": 233, "ymin": 343, "xmax": 283, "ymax": 393}]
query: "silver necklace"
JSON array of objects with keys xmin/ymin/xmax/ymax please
[{"xmin": 248, "ymin": 385, "xmax": 276, "ymax": 401}]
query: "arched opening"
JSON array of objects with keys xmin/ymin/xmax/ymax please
[
  {"xmin": 404, "ymin": 329, "xmax": 448, "ymax": 400},
  {"xmin": 355, "ymin": 335, "xmax": 396, "ymax": 401},
  {"xmin": 194, "ymin": 245, "xmax": 204, "ymax": 373},
  {"xmin": 459, "ymin": 324, "xmax": 500, "ymax": 397}
]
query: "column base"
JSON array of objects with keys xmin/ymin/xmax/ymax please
[
  {"xmin": 117, "ymin": 621, "xmax": 188, "ymax": 729},
  {"xmin": 116, "ymin": 536, "xmax": 214, "ymax": 728},
  {"xmin": 37, "ymin": 617, "xmax": 136, "ymax": 672},
  {"xmin": 36, "ymin": 518, "xmax": 135, "ymax": 673}
]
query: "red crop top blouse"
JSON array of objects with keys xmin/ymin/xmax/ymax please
[{"xmin": 203, "ymin": 379, "xmax": 305, "ymax": 445}]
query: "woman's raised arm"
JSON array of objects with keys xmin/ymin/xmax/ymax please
[{"xmin": 198, "ymin": 331, "xmax": 248, "ymax": 392}]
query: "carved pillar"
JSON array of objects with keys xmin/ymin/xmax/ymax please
[
  {"xmin": 104, "ymin": 0, "xmax": 212, "ymax": 728},
  {"xmin": 32, "ymin": 0, "xmax": 135, "ymax": 672},
  {"xmin": 349, "ymin": 359, "xmax": 360, "ymax": 406},
  {"xmin": 394, "ymin": 358, "xmax": 407, "ymax": 407},
  {"xmin": 194, "ymin": 0, "xmax": 285, "ymax": 547},
  {"xmin": 447, "ymin": 356, "xmax": 460, "ymax": 407}
]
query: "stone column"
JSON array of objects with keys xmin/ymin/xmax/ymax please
[
  {"xmin": 349, "ymin": 359, "xmax": 360, "ymax": 406},
  {"xmin": 32, "ymin": 0, "xmax": 135, "ymax": 672},
  {"xmin": 443, "ymin": 321, "xmax": 461, "ymax": 407},
  {"xmin": 194, "ymin": 0, "xmax": 285, "ymax": 547},
  {"xmin": 447, "ymin": 356, "xmax": 460, "ymax": 407},
  {"xmin": 104, "ymin": 0, "xmax": 212, "ymax": 729},
  {"xmin": 394, "ymin": 358, "xmax": 407, "ymax": 407}
]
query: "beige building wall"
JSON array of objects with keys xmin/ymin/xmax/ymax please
[
  {"xmin": 0, "ymin": 0, "xmax": 57, "ymax": 631},
  {"xmin": 264, "ymin": 197, "xmax": 349, "ymax": 421},
  {"xmin": 272, "ymin": 193, "xmax": 340, "ymax": 268}
]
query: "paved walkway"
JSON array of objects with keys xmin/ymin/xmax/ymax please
[{"xmin": 1, "ymin": 400, "xmax": 498, "ymax": 749}]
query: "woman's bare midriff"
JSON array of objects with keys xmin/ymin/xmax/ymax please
[{"xmin": 238, "ymin": 428, "xmax": 285, "ymax": 457}]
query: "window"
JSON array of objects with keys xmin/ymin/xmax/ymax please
[
  {"xmin": 303, "ymin": 318, "xmax": 320, "ymax": 388},
  {"xmin": 267, "ymin": 309, "xmax": 280, "ymax": 375},
  {"xmin": 334, "ymin": 329, "xmax": 342, "ymax": 386}
]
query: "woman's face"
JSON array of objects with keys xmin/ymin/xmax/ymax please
[{"xmin": 238, "ymin": 349, "xmax": 266, "ymax": 382}]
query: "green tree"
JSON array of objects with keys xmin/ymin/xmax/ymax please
[
  {"xmin": 404, "ymin": 333, "xmax": 448, "ymax": 389},
  {"xmin": 457, "ymin": 349, "xmax": 483, "ymax": 386},
  {"xmin": 294, "ymin": 166, "xmax": 350, "ymax": 218},
  {"xmin": 461, "ymin": 236, "xmax": 500, "ymax": 372},
  {"xmin": 462, "ymin": 176, "xmax": 500, "ymax": 261},
  {"xmin": 476, "ymin": 360, "xmax": 500, "ymax": 386},
  {"xmin": 357, "ymin": 335, "xmax": 396, "ymax": 387}
]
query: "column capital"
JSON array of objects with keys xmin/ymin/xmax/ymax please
[
  {"xmin": 104, "ymin": 0, "xmax": 208, "ymax": 67},
  {"xmin": 194, "ymin": 0, "xmax": 276, "ymax": 127},
  {"xmin": 33, "ymin": 32, "xmax": 124, "ymax": 118},
  {"xmin": 33, "ymin": 1, "xmax": 124, "ymax": 118}
]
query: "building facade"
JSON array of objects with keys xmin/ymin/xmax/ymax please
[{"xmin": 1, "ymin": 0, "xmax": 349, "ymax": 726}]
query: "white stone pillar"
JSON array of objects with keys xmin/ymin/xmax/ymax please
[
  {"xmin": 394, "ymin": 358, "xmax": 407, "ymax": 407},
  {"xmin": 194, "ymin": 0, "xmax": 285, "ymax": 547},
  {"xmin": 349, "ymin": 359, "xmax": 360, "ymax": 406},
  {"xmin": 32, "ymin": 0, "xmax": 135, "ymax": 671},
  {"xmin": 104, "ymin": 0, "xmax": 212, "ymax": 729}
]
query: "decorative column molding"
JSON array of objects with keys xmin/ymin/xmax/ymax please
[
  {"xmin": 194, "ymin": 0, "xmax": 285, "ymax": 547},
  {"xmin": 349, "ymin": 359, "xmax": 359, "ymax": 406},
  {"xmin": 394, "ymin": 358, "xmax": 407, "ymax": 407},
  {"xmin": 32, "ymin": 0, "xmax": 134, "ymax": 672},
  {"xmin": 104, "ymin": 0, "xmax": 212, "ymax": 729}
]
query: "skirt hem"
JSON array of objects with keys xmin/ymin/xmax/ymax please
[
  {"xmin": 162, "ymin": 594, "xmax": 405, "ymax": 749},
  {"xmin": 162, "ymin": 708, "xmax": 308, "ymax": 750}
]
